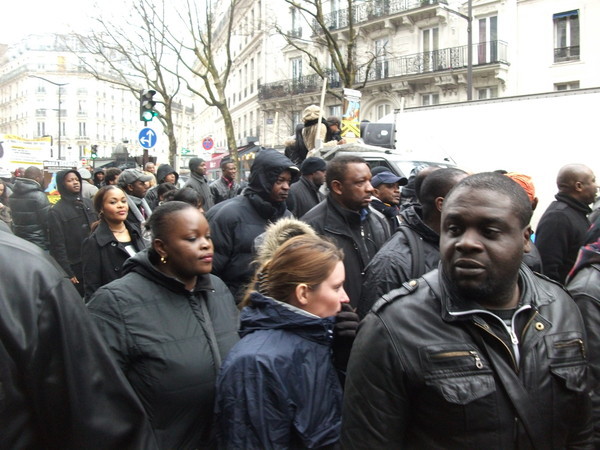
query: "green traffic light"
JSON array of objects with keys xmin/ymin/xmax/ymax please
[{"xmin": 142, "ymin": 110, "xmax": 154, "ymax": 121}]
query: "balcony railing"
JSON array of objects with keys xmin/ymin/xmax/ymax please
[
  {"xmin": 258, "ymin": 41, "xmax": 507, "ymax": 101},
  {"xmin": 554, "ymin": 46, "xmax": 579, "ymax": 62},
  {"xmin": 258, "ymin": 70, "xmax": 342, "ymax": 100},
  {"xmin": 320, "ymin": 0, "xmax": 439, "ymax": 31},
  {"xmin": 357, "ymin": 41, "xmax": 508, "ymax": 82}
]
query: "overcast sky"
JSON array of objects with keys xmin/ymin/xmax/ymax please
[{"xmin": 2, "ymin": 0, "xmax": 108, "ymax": 45}]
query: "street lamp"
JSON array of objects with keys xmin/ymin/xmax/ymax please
[
  {"xmin": 29, "ymin": 75, "xmax": 69, "ymax": 159},
  {"xmin": 440, "ymin": 1, "xmax": 473, "ymax": 100}
]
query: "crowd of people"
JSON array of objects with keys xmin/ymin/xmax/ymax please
[{"xmin": 1, "ymin": 130, "xmax": 599, "ymax": 448}]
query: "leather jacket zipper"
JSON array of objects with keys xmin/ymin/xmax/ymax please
[
  {"xmin": 554, "ymin": 338, "xmax": 586, "ymax": 359},
  {"xmin": 473, "ymin": 321, "xmax": 519, "ymax": 372},
  {"xmin": 431, "ymin": 350, "xmax": 484, "ymax": 369}
]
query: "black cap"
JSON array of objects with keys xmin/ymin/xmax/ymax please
[{"xmin": 300, "ymin": 157, "xmax": 327, "ymax": 175}]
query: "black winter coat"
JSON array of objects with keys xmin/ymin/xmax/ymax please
[
  {"xmin": 0, "ymin": 231, "xmax": 157, "ymax": 449},
  {"xmin": 206, "ymin": 149, "xmax": 298, "ymax": 302},
  {"xmin": 87, "ymin": 249, "xmax": 239, "ymax": 449},
  {"xmin": 184, "ymin": 172, "xmax": 215, "ymax": 210},
  {"xmin": 82, "ymin": 220, "xmax": 146, "ymax": 299},
  {"xmin": 302, "ymin": 196, "xmax": 390, "ymax": 306},
  {"xmin": 289, "ymin": 176, "xmax": 324, "ymax": 219},
  {"xmin": 48, "ymin": 170, "xmax": 96, "ymax": 280},
  {"xmin": 9, "ymin": 178, "xmax": 51, "ymax": 250},
  {"xmin": 342, "ymin": 266, "xmax": 593, "ymax": 449},
  {"xmin": 535, "ymin": 193, "xmax": 591, "ymax": 283},
  {"xmin": 358, "ymin": 204, "xmax": 439, "ymax": 317}
]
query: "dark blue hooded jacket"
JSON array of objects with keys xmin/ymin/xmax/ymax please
[{"xmin": 215, "ymin": 292, "xmax": 343, "ymax": 449}]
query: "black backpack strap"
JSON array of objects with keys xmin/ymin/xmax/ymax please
[{"xmin": 397, "ymin": 224, "xmax": 425, "ymax": 279}]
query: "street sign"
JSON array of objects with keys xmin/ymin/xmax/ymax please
[
  {"xmin": 138, "ymin": 128, "xmax": 157, "ymax": 149},
  {"xmin": 202, "ymin": 137, "xmax": 214, "ymax": 151},
  {"xmin": 181, "ymin": 148, "xmax": 191, "ymax": 155}
]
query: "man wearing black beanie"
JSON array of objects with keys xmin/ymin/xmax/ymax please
[
  {"xmin": 288, "ymin": 157, "xmax": 327, "ymax": 218},
  {"xmin": 183, "ymin": 157, "xmax": 214, "ymax": 211}
]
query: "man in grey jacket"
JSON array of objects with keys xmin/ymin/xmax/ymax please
[{"xmin": 184, "ymin": 158, "xmax": 214, "ymax": 211}]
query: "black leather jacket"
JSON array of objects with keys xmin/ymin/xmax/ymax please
[
  {"xmin": 9, "ymin": 178, "xmax": 51, "ymax": 250},
  {"xmin": 210, "ymin": 177, "xmax": 241, "ymax": 205},
  {"xmin": 342, "ymin": 266, "xmax": 593, "ymax": 449},
  {"xmin": 0, "ymin": 231, "xmax": 157, "ymax": 449}
]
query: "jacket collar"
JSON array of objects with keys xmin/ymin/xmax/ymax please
[
  {"xmin": 94, "ymin": 220, "xmax": 141, "ymax": 247},
  {"xmin": 435, "ymin": 263, "xmax": 554, "ymax": 323},
  {"xmin": 555, "ymin": 192, "xmax": 592, "ymax": 215}
]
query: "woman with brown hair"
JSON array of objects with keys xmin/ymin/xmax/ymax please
[
  {"xmin": 215, "ymin": 234, "xmax": 350, "ymax": 449},
  {"xmin": 81, "ymin": 185, "xmax": 146, "ymax": 299}
]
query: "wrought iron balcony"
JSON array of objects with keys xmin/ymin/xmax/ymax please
[
  {"xmin": 320, "ymin": 0, "xmax": 440, "ymax": 31},
  {"xmin": 258, "ymin": 70, "xmax": 342, "ymax": 100},
  {"xmin": 554, "ymin": 46, "xmax": 579, "ymax": 62},
  {"xmin": 357, "ymin": 41, "xmax": 508, "ymax": 82}
]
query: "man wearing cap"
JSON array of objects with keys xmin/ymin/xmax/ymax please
[
  {"xmin": 206, "ymin": 149, "xmax": 299, "ymax": 302},
  {"xmin": 369, "ymin": 170, "xmax": 407, "ymax": 233},
  {"xmin": 184, "ymin": 158, "xmax": 214, "ymax": 211},
  {"xmin": 288, "ymin": 156, "xmax": 326, "ymax": 218},
  {"xmin": 301, "ymin": 154, "xmax": 391, "ymax": 307},
  {"xmin": 117, "ymin": 169, "xmax": 153, "ymax": 227},
  {"xmin": 358, "ymin": 167, "xmax": 467, "ymax": 317},
  {"xmin": 78, "ymin": 168, "xmax": 99, "ymax": 200}
]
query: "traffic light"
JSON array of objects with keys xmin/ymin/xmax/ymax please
[
  {"xmin": 91, "ymin": 144, "xmax": 98, "ymax": 159},
  {"xmin": 139, "ymin": 89, "xmax": 157, "ymax": 122}
]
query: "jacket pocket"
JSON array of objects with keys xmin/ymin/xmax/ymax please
[{"xmin": 422, "ymin": 345, "xmax": 496, "ymax": 405}]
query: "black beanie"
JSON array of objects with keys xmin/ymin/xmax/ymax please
[{"xmin": 300, "ymin": 157, "xmax": 327, "ymax": 175}]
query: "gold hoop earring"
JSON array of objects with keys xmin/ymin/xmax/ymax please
[{"xmin": 160, "ymin": 255, "xmax": 167, "ymax": 264}]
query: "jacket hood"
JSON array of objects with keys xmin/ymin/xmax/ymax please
[
  {"xmin": 12, "ymin": 177, "xmax": 43, "ymax": 195},
  {"xmin": 239, "ymin": 292, "xmax": 335, "ymax": 344},
  {"xmin": 156, "ymin": 164, "xmax": 179, "ymax": 184},
  {"xmin": 55, "ymin": 169, "xmax": 82, "ymax": 199},
  {"xmin": 567, "ymin": 237, "xmax": 600, "ymax": 282},
  {"xmin": 122, "ymin": 247, "xmax": 213, "ymax": 294},
  {"xmin": 247, "ymin": 148, "xmax": 299, "ymax": 198},
  {"xmin": 255, "ymin": 218, "xmax": 317, "ymax": 265}
]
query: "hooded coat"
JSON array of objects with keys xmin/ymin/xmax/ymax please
[
  {"xmin": 145, "ymin": 164, "xmax": 178, "ymax": 210},
  {"xmin": 87, "ymin": 248, "xmax": 240, "ymax": 449},
  {"xmin": 215, "ymin": 293, "xmax": 343, "ymax": 449},
  {"xmin": 9, "ymin": 177, "xmax": 51, "ymax": 250},
  {"xmin": 48, "ymin": 170, "xmax": 96, "ymax": 288},
  {"xmin": 206, "ymin": 149, "xmax": 299, "ymax": 301}
]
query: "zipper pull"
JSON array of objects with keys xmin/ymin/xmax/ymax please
[
  {"xmin": 509, "ymin": 328, "xmax": 519, "ymax": 345},
  {"xmin": 470, "ymin": 351, "xmax": 484, "ymax": 369}
]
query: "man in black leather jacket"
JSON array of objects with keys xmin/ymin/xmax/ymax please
[
  {"xmin": 0, "ymin": 230, "xmax": 157, "ymax": 449},
  {"xmin": 342, "ymin": 172, "xmax": 592, "ymax": 449}
]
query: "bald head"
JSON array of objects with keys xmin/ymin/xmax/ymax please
[{"xmin": 557, "ymin": 164, "xmax": 598, "ymax": 205}]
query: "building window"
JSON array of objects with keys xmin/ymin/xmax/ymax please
[
  {"xmin": 477, "ymin": 87, "xmax": 498, "ymax": 99},
  {"xmin": 422, "ymin": 27, "xmax": 439, "ymax": 72},
  {"xmin": 291, "ymin": 57, "xmax": 303, "ymax": 82},
  {"xmin": 328, "ymin": 105, "xmax": 342, "ymax": 118},
  {"xmin": 290, "ymin": 7, "xmax": 302, "ymax": 38},
  {"xmin": 376, "ymin": 104, "xmax": 391, "ymax": 120},
  {"xmin": 421, "ymin": 93, "xmax": 439, "ymax": 106},
  {"xmin": 292, "ymin": 111, "xmax": 301, "ymax": 132},
  {"xmin": 37, "ymin": 122, "xmax": 46, "ymax": 136},
  {"xmin": 375, "ymin": 38, "xmax": 389, "ymax": 79},
  {"xmin": 79, "ymin": 122, "xmax": 87, "ymax": 137},
  {"xmin": 554, "ymin": 10, "xmax": 579, "ymax": 62},
  {"xmin": 554, "ymin": 81, "xmax": 580, "ymax": 91},
  {"xmin": 477, "ymin": 16, "xmax": 498, "ymax": 63}
]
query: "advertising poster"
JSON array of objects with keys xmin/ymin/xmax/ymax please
[
  {"xmin": 341, "ymin": 88, "xmax": 362, "ymax": 139},
  {"xmin": 0, "ymin": 135, "xmax": 52, "ymax": 171}
]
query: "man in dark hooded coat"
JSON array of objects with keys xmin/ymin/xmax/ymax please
[
  {"xmin": 206, "ymin": 148, "xmax": 299, "ymax": 301},
  {"xmin": 145, "ymin": 163, "xmax": 179, "ymax": 209},
  {"xmin": 48, "ymin": 169, "xmax": 96, "ymax": 296}
]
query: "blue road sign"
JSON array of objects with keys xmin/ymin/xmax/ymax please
[{"xmin": 138, "ymin": 128, "xmax": 157, "ymax": 149}]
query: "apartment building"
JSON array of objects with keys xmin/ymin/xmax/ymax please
[{"xmin": 195, "ymin": 0, "xmax": 600, "ymax": 150}]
